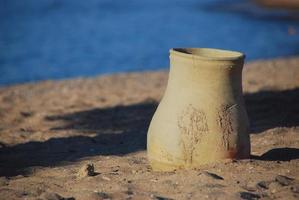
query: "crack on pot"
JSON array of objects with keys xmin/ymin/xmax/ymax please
[
  {"xmin": 217, "ymin": 104, "xmax": 237, "ymax": 151},
  {"xmin": 178, "ymin": 104, "xmax": 208, "ymax": 165}
]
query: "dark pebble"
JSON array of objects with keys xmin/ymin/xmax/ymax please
[
  {"xmin": 275, "ymin": 175, "xmax": 294, "ymax": 186},
  {"xmin": 203, "ymin": 171, "xmax": 224, "ymax": 180},
  {"xmin": 153, "ymin": 195, "xmax": 174, "ymax": 200},
  {"xmin": 97, "ymin": 192, "xmax": 111, "ymax": 199},
  {"xmin": 20, "ymin": 111, "xmax": 34, "ymax": 117},
  {"xmin": 126, "ymin": 190, "xmax": 134, "ymax": 195},
  {"xmin": 256, "ymin": 181, "xmax": 270, "ymax": 189},
  {"xmin": 77, "ymin": 163, "xmax": 95, "ymax": 177},
  {"xmin": 40, "ymin": 192, "xmax": 75, "ymax": 200},
  {"xmin": 291, "ymin": 185, "xmax": 299, "ymax": 193},
  {"xmin": 239, "ymin": 192, "xmax": 261, "ymax": 200}
]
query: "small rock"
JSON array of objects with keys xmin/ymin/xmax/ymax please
[
  {"xmin": 20, "ymin": 111, "xmax": 34, "ymax": 117},
  {"xmin": 256, "ymin": 181, "xmax": 270, "ymax": 189},
  {"xmin": 242, "ymin": 181, "xmax": 257, "ymax": 192},
  {"xmin": 275, "ymin": 175, "xmax": 294, "ymax": 186},
  {"xmin": 77, "ymin": 163, "xmax": 95, "ymax": 178},
  {"xmin": 40, "ymin": 192, "xmax": 75, "ymax": 200},
  {"xmin": 40, "ymin": 192, "xmax": 62, "ymax": 200},
  {"xmin": 126, "ymin": 189, "xmax": 134, "ymax": 196},
  {"xmin": 96, "ymin": 192, "xmax": 111, "ymax": 200},
  {"xmin": 21, "ymin": 191, "xmax": 29, "ymax": 196},
  {"xmin": 152, "ymin": 195, "xmax": 174, "ymax": 200},
  {"xmin": 291, "ymin": 184, "xmax": 299, "ymax": 194},
  {"xmin": 112, "ymin": 168, "xmax": 119, "ymax": 173},
  {"xmin": 109, "ymin": 172, "xmax": 119, "ymax": 175},
  {"xmin": 203, "ymin": 171, "xmax": 224, "ymax": 180},
  {"xmin": 239, "ymin": 192, "xmax": 261, "ymax": 200}
]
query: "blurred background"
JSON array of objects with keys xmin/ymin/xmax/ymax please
[{"xmin": 0, "ymin": 0, "xmax": 299, "ymax": 86}]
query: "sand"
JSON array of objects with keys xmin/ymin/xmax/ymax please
[{"xmin": 0, "ymin": 57, "xmax": 299, "ymax": 200}]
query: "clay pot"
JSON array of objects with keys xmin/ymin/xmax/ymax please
[{"xmin": 147, "ymin": 48, "xmax": 250, "ymax": 171}]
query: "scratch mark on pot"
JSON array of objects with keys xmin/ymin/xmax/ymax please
[
  {"xmin": 178, "ymin": 104, "xmax": 208, "ymax": 165},
  {"xmin": 217, "ymin": 104, "xmax": 237, "ymax": 151}
]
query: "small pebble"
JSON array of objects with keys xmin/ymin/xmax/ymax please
[
  {"xmin": 242, "ymin": 184, "xmax": 256, "ymax": 192},
  {"xmin": 126, "ymin": 190, "xmax": 134, "ymax": 196},
  {"xmin": 97, "ymin": 192, "xmax": 111, "ymax": 200},
  {"xmin": 152, "ymin": 195, "xmax": 174, "ymax": 200},
  {"xmin": 203, "ymin": 171, "xmax": 224, "ymax": 180},
  {"xmin": 239, "ymin": 192, "xmax": 261, "ymax": 200},
  {"xmin": 112, "ymin": 168, "xmax": 119, "ymax": 173},
  {"xmin": 256, "ymin": 181, "xmax": 270, "ymax": 189},
  {"xmin": 20, "ymin": 111, "xmax": 34, "ymax": 117},
  {"xmin": 291, "ymin": 184, "xmax": 299, "ymax": 194},
  {"xmin": 275, "ymin": 175, "xmax": 294, "ymax": 186},
  {"xmin": 77, "ymin": 163, "xmax": 95, "ymax": 178},
  {"xmin": 109, "ymin": 172, "xmax": 119, "ymax": 175}
]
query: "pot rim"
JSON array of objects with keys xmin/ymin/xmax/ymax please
[{"xmin": 170, "ymin": 48, "xmax": 245, "ymax": 61}]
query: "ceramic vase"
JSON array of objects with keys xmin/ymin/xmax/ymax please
[{"xmin": 147, "ymin": 48, "xmax": 250, "ymax": 171}]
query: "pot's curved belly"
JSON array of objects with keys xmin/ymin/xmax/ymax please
[{"xmin": 147, "ymin": 92, "xmax": 250, "ymax": 171}]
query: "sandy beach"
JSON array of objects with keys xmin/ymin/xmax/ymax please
[{"xmin": 0, "ymin": 57, "xmax": 299, "ymax": 200}]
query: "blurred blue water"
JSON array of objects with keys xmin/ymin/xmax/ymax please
[{"xmin": 1, "ymin": 0, "xmax": 299, "ymax": 85}]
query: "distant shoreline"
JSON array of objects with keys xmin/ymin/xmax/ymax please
[{"xmin": 1, "ymin": 56, "xmax": 299, "ymax": 89}]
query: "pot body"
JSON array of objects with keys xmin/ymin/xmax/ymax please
[{"xmin": 147, "ymin": 48, "xmax": 250, "ymax": 171}]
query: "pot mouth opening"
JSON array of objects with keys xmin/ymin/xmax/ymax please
[{"xmin": 171, "ymin": 48, "xmax": 245, "ymax": 61}]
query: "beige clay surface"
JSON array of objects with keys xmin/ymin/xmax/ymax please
[
  {"xmin": 148, "ymin": 48, "xmax": 250, "ymax": 171},
  {"xmin": 0, "ymin": 57, "xmax": 299, "ymax": 199}
]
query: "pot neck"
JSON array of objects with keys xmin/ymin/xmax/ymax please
[
  {"xmin": 167, "ymin": 50, "xmax": 244, "ymax": 92},
  {"xmin": 170, "ymin": 48, "xmax": 245, "ymax": 62}
]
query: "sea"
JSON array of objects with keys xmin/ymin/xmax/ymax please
[{"xmin": 1, "ymin": 0, "xmax": 299, "ymax": 85}]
